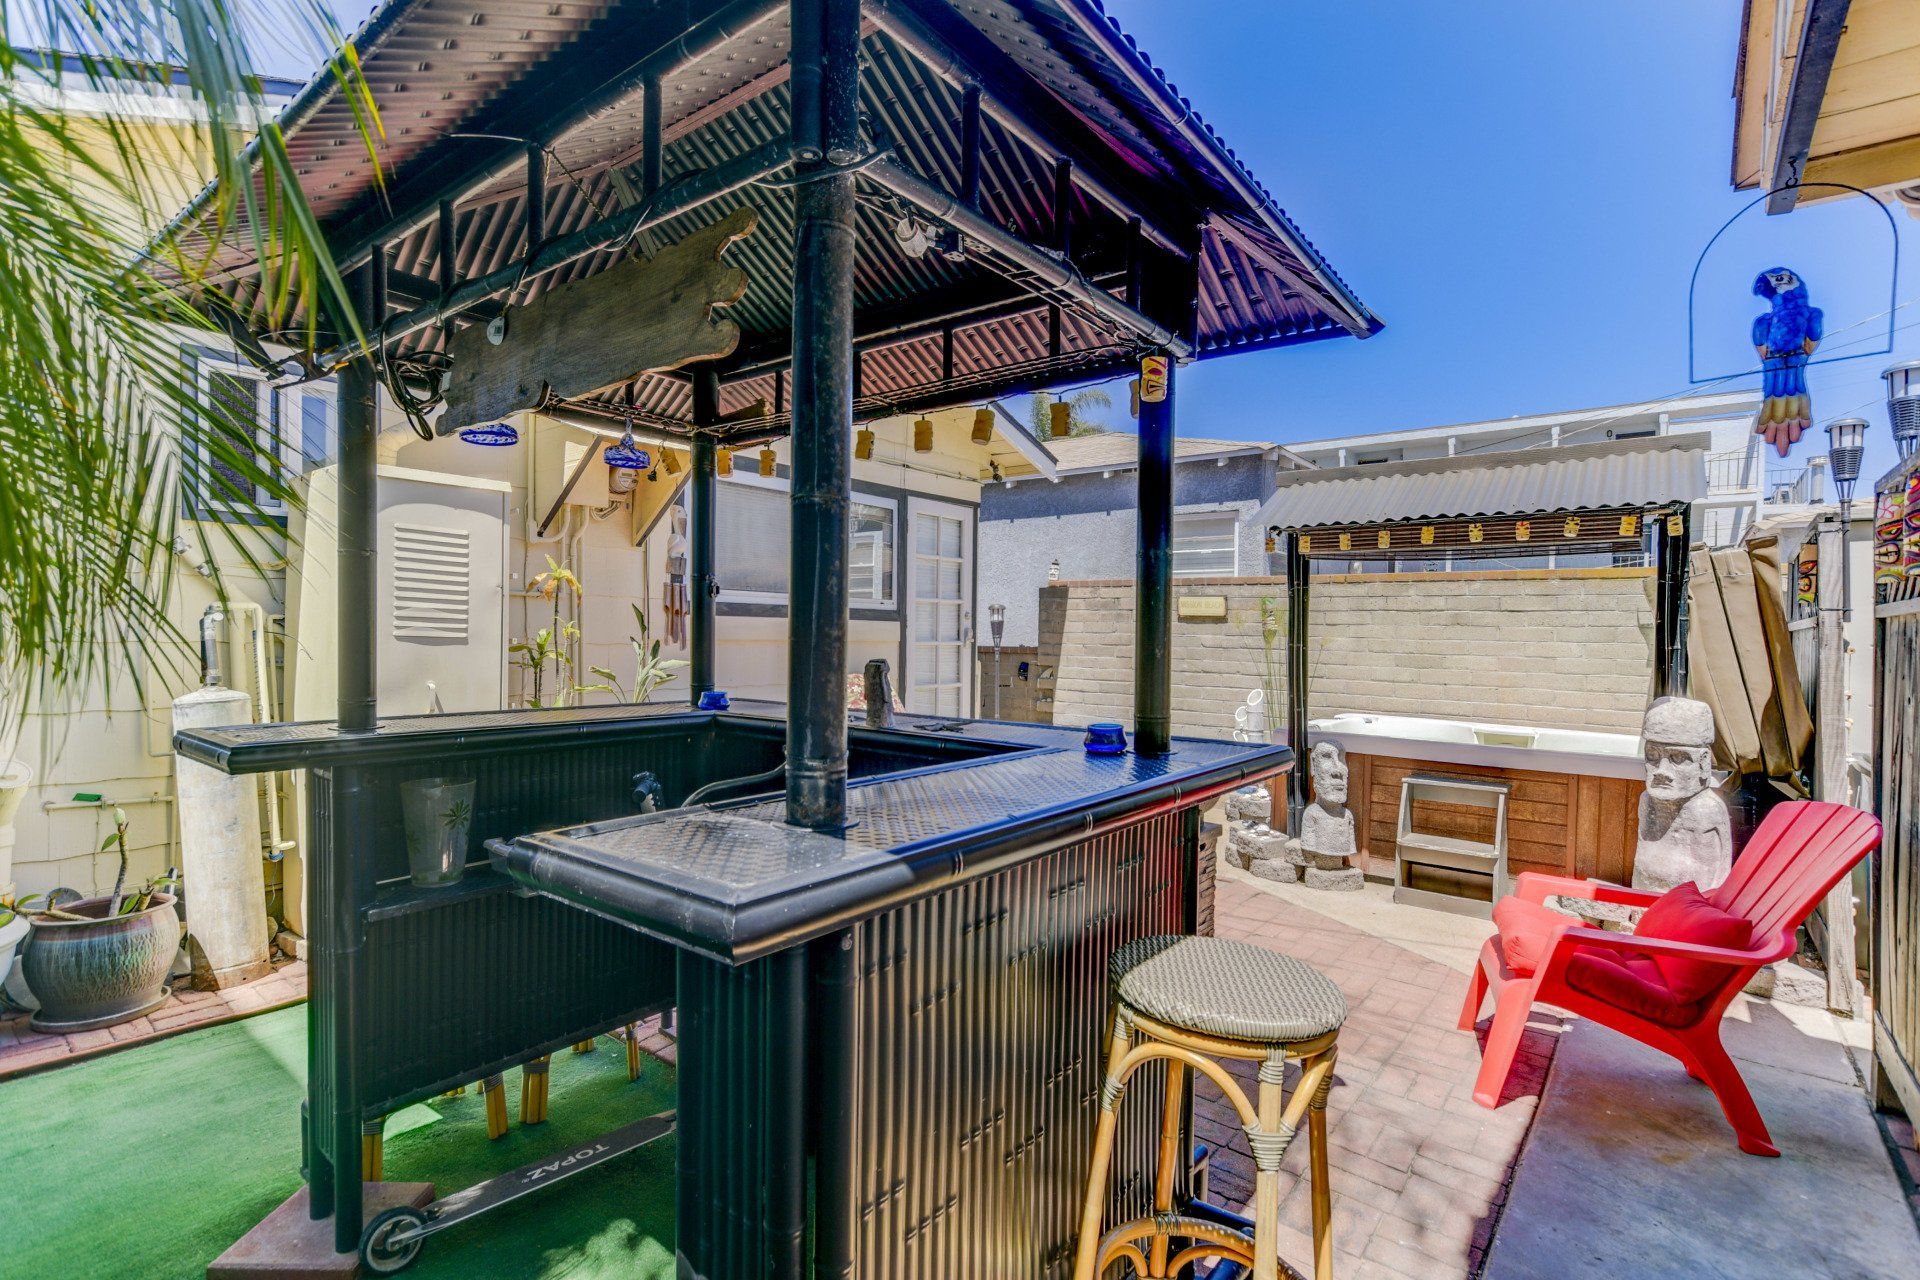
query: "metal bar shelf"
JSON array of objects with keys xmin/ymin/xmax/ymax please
[{"xmin": 365, "ymin": 868, "xmax": 515, "ymax": 923}]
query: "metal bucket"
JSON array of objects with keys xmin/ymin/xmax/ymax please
[
  {"xmin": 22, "ymin": 893, "xmax": 180, "ymax": 1033},
  {"xmin": 401, "ymin": 778, "xmax": 476, "ymax": 888}
]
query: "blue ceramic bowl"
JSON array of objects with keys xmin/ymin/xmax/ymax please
[
  {"xmin": 697, "ymin": 690, "xmax": 731, "ymax": 711},
  {"xmin": 1084, "ymin": 722, "xmax": 1128, "ymax": 755}
]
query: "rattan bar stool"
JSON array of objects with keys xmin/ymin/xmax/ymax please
[{"xmin": 1071, "ymin": 935, "xmax": 1347, "ymax": 1280}]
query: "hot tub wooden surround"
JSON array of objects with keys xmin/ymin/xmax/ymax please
[{"xmin": 1347, "ymin": 752, "xmax": 1644, "ymax": 885}]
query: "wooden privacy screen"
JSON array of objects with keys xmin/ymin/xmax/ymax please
[
  {"xmin": 1341, "ymin": 751, "xmax": 1642, "ymax": 883},
  {"xmin": 1290, "ymin": 506, "xmax": 1659, "ymax": 562}
]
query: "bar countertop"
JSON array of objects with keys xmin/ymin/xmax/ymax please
[
  {"xmin": 176, "ymin": 703, "xmax": 1287, "ymax": 964},
  {"xmin": 488, "ymin": 712, "xmax": 1284, "ymax": 963}
]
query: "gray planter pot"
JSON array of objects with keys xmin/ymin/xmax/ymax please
[
  {"xmin": 401, "ymin": 778, "xmax": 475, "ymax": 888},
  {"xmin": 22, "ymin": 893, "xmax": 180, "ymax": 1033}
]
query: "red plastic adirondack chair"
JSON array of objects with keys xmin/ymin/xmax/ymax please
[{"xmin": 1459, "ymin": 800, "xmax": 1880, "ymax": 1156}]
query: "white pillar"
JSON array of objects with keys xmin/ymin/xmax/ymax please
[{"xmin": 173, "ymin": 686, "xmax": 272, "ymax": 988}]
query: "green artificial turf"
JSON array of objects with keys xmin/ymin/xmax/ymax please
[{"xmin": 0, "ymin": 1007, "xmax": 677, "ymax": 1279}]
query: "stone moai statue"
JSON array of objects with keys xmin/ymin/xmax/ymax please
[
  {"xmin": 1223, "ymin": 783, "xmax": 1298, "ymax": 882},
  {"xmin": 1633, "ymin": 696, "xmax": 1733, "ymax": 896},
  {"xmin": 1559, "ymin": 695, "xmax": 1735, "ymax": 926},
  {"xmin": 1299, "ymin": 741, "xmax": 1363, "ymax": 892}
]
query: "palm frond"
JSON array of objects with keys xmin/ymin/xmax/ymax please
[{"xmin": 0, "ymin": 0, "xmax": 378, "ymax": 717}]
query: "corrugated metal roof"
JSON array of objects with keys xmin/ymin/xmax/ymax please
[
  {"xmin": 152, "ymin": 0, "xmax": 1376, "ymax": 433},
  {"xmin": 1261, "ymin": 433, "xmax": 1711, "ymax": 530},
  {"xmin": 1037, "ymin": 432, "xmax": 1279, "ymax": 474}
]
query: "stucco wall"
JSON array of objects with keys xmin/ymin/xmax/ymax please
[
  {"xmin": 1037, "ymin": 568, "xmax": 1656, "ymax": 738},
  {"xmin": 979, "ymin": 452, "xmax": 1275, "ymax": 647}
]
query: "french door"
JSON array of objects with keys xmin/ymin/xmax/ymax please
[{"xmin": 905, "ymin": 498, "xmax": 974, "ymax": 716}]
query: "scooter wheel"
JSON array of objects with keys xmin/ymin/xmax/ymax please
[{"xmin": 360, "ymin": 1206, "xmax": 428, "ymax": 1274}]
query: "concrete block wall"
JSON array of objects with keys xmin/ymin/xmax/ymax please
[
  {"xmin": 1041, "ymin": 568, "xmax": 1655, "ymax": 738},
  {"xmin": 978, "ymin": 645, "xmax": 1047, "ymax": 722}
]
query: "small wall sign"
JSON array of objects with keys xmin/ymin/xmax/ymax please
[{"xmin": 1177, "ymin": 595, "xmax": 1228, "ymax": 621}]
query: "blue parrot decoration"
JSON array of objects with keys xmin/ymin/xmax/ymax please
[{"xmin": 1751, "ymin": 266, "xmax": 1822, "ymax": 456}]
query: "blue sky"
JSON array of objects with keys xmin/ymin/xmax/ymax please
[
  {"xmin": 1094, "ymin": 0, "xmax": 1913, "ymax": 481},
  {"xmin": 290, "ymin": 0, "xmax": 1911, "ymax": 480}
]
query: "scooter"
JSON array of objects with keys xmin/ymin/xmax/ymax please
[{"xmin": 358, "ymin": 1110, "xmax": 676, "ymax": 1273}]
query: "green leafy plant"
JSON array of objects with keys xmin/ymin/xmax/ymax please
[
  {"xmin": 116, "ymin": 871, "xmax": 179, "ymax": 917},
  {"xmin": 510, "ymin": 557, "xmax": 585, "ymax": 708},
  {"xmin": 587, "ymin": 605, "xmax": 688, "ymax": 705},
  {"xmin": 0, "ymin": 2, "xmax": 380, "ymax": 721},
  {"xmin": 102, "ymin": 806, "xmax": 133, "ymax": 915}
]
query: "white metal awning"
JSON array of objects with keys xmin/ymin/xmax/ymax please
[{"xmin": 1260, "ymin": 432, "xmax": 1710, "ymax": 531}]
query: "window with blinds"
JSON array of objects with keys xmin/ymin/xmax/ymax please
[
  {"xmin": 185, "ymin": 349, "xmax": 336, "ymax": 520},
  {"xmin": 716, "ymin": 480, "xmax": 896, "ymax": 606},
  {"xmin": 1171, "ymin": 513, "xmax": 1239, "ymax": 577}
]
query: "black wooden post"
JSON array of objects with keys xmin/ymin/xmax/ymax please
[
  {"xmin": 1286, "ymin": 531, "xmax": 1310, "ymax": 827},
  {"xmin": 1135, "ymin": 352, "xmax": 1176, "ymax": 756},
  {"xmin": 689, "ymin": 371, "xmax": 720, "ymax": 703},
  {"xmin": 337, "ymin": 263, "xmax": 378, "ymax": 733},
  {"xmin": 1654, "ymin": 504, "xmax": 1692, "ymax": 698},
  {"xmin": 785, "ymin": 0, "xmax": 857, "ymax": 829}
]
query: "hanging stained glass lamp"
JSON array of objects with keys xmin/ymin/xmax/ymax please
[
  {"xmin": 604, "ymin": 430, "xmax": 650, "ymax": 471},
  {"xmin": 457, "ymin": 422, "xmax": 518, "ymax": 447}
]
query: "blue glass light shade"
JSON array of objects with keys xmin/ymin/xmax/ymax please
[
  {"xmin": 1084, "ymin": 723, "xmax": 1127, "ymax": 755},
  {"xmin": 457, "ymin": 422, "xmax": 518, "ymax": 446},
  {"xmin": 604, "ymin": 438, "xmax": 651, "ymax": 470},
  {"xmin": 697, "ymin": 690, "xmax": 730, "ymax": 711}
]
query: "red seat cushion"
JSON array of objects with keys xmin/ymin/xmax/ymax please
[
  {"xmin": 1563, "ymin": 949, "xmax": 1705, "ymax": 1028},
  {"xmin": 1632, "ymin": 882, "xmax": 1753, "ymax": 1003},
  {"xmin": 1492, "ymin": 897, "xmax": 1572, "ymax": 975}
]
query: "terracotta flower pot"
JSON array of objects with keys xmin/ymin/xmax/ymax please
[{"xmin": 22, "ymin": 892, "xmax": 180, "ymax": 1033}]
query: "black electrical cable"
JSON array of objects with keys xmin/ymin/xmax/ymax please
[{"xmin": 377, "ymin": 347, "xmax": 452, "ymax": 441}]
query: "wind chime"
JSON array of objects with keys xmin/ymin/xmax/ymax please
[{"xmin": 1751, "ymin": 267, "xmax": 1823, "ymax": 457}]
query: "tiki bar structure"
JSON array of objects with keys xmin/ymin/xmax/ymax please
[{"xmin": 158, "ymin": 0, "xmax": 1380, "ymax": 1274}]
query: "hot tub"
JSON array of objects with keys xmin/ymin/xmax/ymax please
[
  {"xmin": 1309, "ymin": 713, "xmax": 1643, "ymax": 780},
  {"xmin": 1306, "ymin": 711, "xmax": 1645, "ymax": 886}
]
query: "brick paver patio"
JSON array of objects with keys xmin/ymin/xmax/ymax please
[{"xmin": 1201, "ymin": 872, "xmax": 1564, "ymax": 1280}]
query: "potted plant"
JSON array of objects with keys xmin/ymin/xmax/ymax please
[
  {"xmin": 16, "ymin": 809, "xmax": 181, "ymax": 1032},
  {"xmin": 0, "ymin": 892, "xmax": 28, "ymax": 997}
]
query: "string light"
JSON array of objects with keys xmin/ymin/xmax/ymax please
[
  {"xmin": 972, "ymin": 407, "xmax": 995, "ymax": 445},
  {"xmin": 1050, "ymin": 401, "xmax": 1071, "ymax": 439},
  {"xmin": 913, "ymin": 417, "xmax": 933, "ymax": 453},
  {"xmin": 856, "ymin": 426, "xmax": 875, "ymax": 460},
  {"xmin": 759, "ymin": 446, "xmax": 777, "ymax": 477},
  {"xmin": 717, "ymin": 447, "xmax": 733, "ymax": 476}
]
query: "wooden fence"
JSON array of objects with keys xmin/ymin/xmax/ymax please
[
  {"xmin": 1872, "ymin": 448, "xmax": 1920, "ymax": 1124},
  {"xmin": 1874, "ymin": 600, "xmax": 1920, "ymax": 1122}
]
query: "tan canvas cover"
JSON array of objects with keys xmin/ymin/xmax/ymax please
[{"xmin": 1686, "ymin": 534, "xmax": 1813, "ymax": 783}]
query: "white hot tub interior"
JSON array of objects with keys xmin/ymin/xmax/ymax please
[{"xmin": 1308, "ymin": 712, "xmax": 1642, "ymax": 780}]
